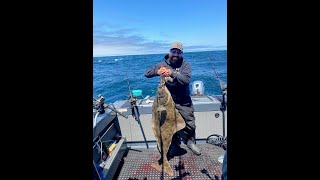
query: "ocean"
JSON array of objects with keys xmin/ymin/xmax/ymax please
[{"xmin": 93, "ymin": 50, "xmax": 227, "ymax": 104}]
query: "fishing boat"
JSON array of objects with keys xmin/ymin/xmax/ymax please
[{"xmin": 93, "ymin": 80, "xmax": 227, "ymax": 180}]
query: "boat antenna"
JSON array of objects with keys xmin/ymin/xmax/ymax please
[{"xmin": 125, "ymin": 71, "xmax": 149, "ymax": 149}]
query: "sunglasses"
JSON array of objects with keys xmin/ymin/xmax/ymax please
[{"xmin": 170, "ymin": 49, "xmax": 183, "ymax": 55}]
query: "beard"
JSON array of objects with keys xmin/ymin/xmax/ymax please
[{"xmin": 169, "ymin": 56, "xmax": 182, "ymax": 66}]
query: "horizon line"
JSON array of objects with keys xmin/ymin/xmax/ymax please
[{"xmin": 93, "ymin": 49, "xmax": 227, "ymax": 58}]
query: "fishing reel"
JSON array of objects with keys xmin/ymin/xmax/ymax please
[
  {"xmin": 219, "ymin": 82, "xmax": 227, "ymax": 95},
  {"xmin": 222, "ymin": 86, "xmax": 227, "ymax": 95},
  {"xmin": 128, "ymin": 96, "xmax": 138, "ymax": 106},
  {"xmin": 93, "ymin": 95, "xmax": 105, "ymax": 114}
]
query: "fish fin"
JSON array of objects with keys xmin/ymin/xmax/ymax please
[
  {"xmin": 151, "ymin": 120, "xmax": 161, "ymax": 152},
  {"xmin": 175, "ymin": 109, "xmax": 186, "ymax": 132}
]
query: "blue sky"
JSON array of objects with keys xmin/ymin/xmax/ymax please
[{"xmin": 93, "ymin": 0, "xmax": 227, "ymax": 57}]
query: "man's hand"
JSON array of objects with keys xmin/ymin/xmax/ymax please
[
  {"xmin": 157, "ymin": 66, "xmax": 172, "ymax": 77},
  {"xmin": 164, "ymin": 68, "xmax": 172, "ymax": 77},
  {"xmin": 157, "ymin": 67, "xmax": 166, "ymax": 76}
]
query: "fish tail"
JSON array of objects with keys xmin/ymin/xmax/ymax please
[
  {"xmin": 151, "ymin": 160, "xmax": 174, "ymax": 177},
  {"xmin": 163, "ymin": 160, "xmax": 174, "ymax": 176}
]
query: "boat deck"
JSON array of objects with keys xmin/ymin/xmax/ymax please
[{"xmin": 116, "ymin": 143, "xmax": 225, "ymax": 180}]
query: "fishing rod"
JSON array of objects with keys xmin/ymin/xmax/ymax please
[
  {"xmin": 207, "ymin": 57, "xmax": 227, "ymax": 137},
  {"xmin": 207, "ymin": 57, "xmax": 227, "ymax": 94},
  {"xmin": 126, "ymin": 71, "xmax": 149, "ymax": 149}
]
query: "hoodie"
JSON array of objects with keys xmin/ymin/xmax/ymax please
[{"xmin": 144, "ymin": 54, "xmax": 192, "ymax": 104}]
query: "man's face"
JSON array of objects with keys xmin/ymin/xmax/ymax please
[{"xmin": 169, "ymin": 48, "xmax": 183, "ymax": 62}]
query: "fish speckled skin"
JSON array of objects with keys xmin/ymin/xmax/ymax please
[{"xmin": 150, "ymin": 82, "xmax": 186, "ymax": 176}]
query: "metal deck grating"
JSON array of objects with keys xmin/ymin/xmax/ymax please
[{"xmin": 117, "ymin": 143, "xmax": 225, "ymax": 179}]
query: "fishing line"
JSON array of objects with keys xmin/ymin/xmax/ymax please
[
  {"xmin": 207, "ymin": 57, "xmax": 222, "ymax": 85},
  {"xmin": 207, "ymin": 57, "xmax": 227, "ymax": 93},
  {"xmin": 125, "ymin": 71, "xmax": 133, "ymax": 98}
]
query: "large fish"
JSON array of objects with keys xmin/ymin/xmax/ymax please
[{"xmin": 150, "ymin": 77, "xmax": 186, "ymax": 176}]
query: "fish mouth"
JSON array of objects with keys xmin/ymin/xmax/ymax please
[{"xmin": 158, "ymin": 82, "xmax": 165, "ymax": 88}]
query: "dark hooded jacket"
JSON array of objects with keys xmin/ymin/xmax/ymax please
[{"xmin": 144, "ymin": 54, "xmax": 192, "ymax": 105}]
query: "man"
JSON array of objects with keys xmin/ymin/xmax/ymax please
[{"xmin": 144, "ymin": 41, "xmax": 201, "ymax": 156}]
